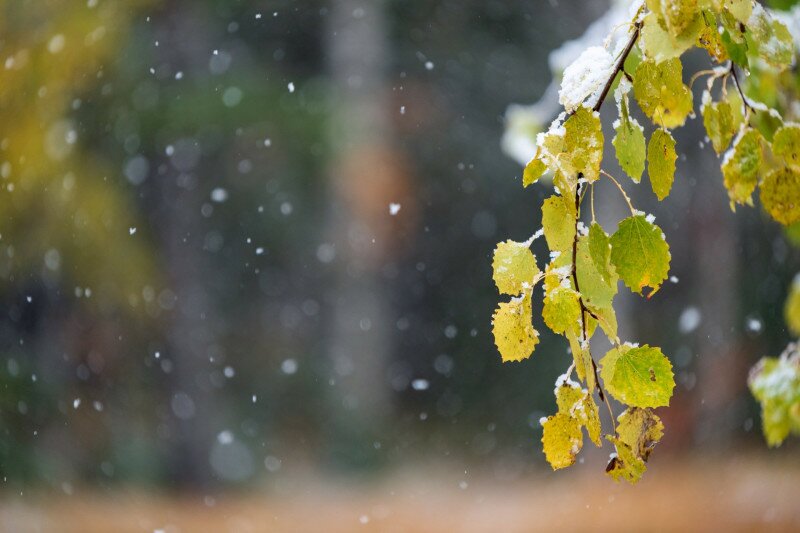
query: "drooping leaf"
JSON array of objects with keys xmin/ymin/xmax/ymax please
[
  {"xmin": 747, "ymin": 4, "xmax": 794, "ymax": 71},
  {"xmin": 616, "ymin": 407, "xmax": 664, "ymax": 461},
  {"xmin": 640, "ymin": 11, "xmax": 694, "ymax": 62},
  {"xmin": 659, "ymin": 0, "xmax": 701, "ymax": 40},
  {"xmin": 523, "ymin": 153, "xmax": 547, "ymax": 187},
  {"xmin": 541, "ymin": 194, "xmax": 576, "ymax": 254},
  {"xmin": 588, "ymin": 222, "xmax": 614, "ymax": 286},
  {"xmin": 748, "ymin": 348, "xmax": 800, "ymax": 447},
  {"xmin": 600, "ymin": 344, "xmax": 675, "ymax": 408},
  {"xmin": 633, "ymin": 58, "xmax": 693, "ymax": 129},
  {"xmin": 543, "ymin": 286, "xmax": 581, "ymax": 335},
  {"xmin": 542, "ymin": 412, "xmax": 583, "ymax": 470},
  {"xmin": 577, "ymin": 231, "xmax": 618, "ymax": 309},
  {"xmin": 609, "ymin": 215, "xmax": 671, "ymax": 295},
  {"xmin": 492, "ymin": 240, "xmax": 539, "ymax": 295},
  {"xmin": 721, "ymin": 0, "xmax": 751, "ymax": 23},
  {"xmin": 606, "ymin": 436, "xmax": 647, "ymax": 484},
  {"xmin": 760, "ymin": 166, "xmax": 800, "ymax": 226},
  {"xmin": 772, "ymin": 125, "xmax": 800, "ymax": 171},
  {"xmin": 647, "ymin": 128, "xmax": 677, "ymax": 200},
  {"xmin": 696, "ymin": 10, "xmax": 727, "ymax": 62},
  {"xmin": 565, "ymin": 328, "xmax": 599, "ymax": 391},
  {"xmin": 722, "ymin": 128, "xmax": 763, "ymax": 208},
  {"xmin": 492, "ymin": 293, "xmax": 539, "ymax": 363},
  {"xmin": 701, "ymin": 93, "xmax": 736, "ymax": 154},
  {"xmin": 564, "ymin": 106, "xmax": 604, "ymax": 184},
  {"xmin": 785, "ymin": 276, "xmax": 800, "ymax": 337},
  {"xmin": 613, "ymin": 115, "xmax": 647, "ymax": 183}
]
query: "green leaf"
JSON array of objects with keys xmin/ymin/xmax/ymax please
[
  {"xmin": 760, "ymin": 166, "xmax": 800, "ymax": 226},
  {"xmin": 492, "ymin": 240, "xmax": 539, "ymax": 295},
  {"xmin": 609, "ymin": 215, "xmax": 671, "ymax": 295},
  {"xmin": 600, "ymin": 344, "xmax": 675, "ymax": 408},
  {"xmin": 721, "ymin": 0, "xmax": 751, "ymax": 23},
  {"xmin": 542, "ymin": 413, "xmax": 583, "ymax": 470},
  {"xmin": 772, "ymin": 125, "xmax": 800, "ymax": 171},
  {"xmin": 633, "ymin": 58, "xmax": 693, "ymax": 129},
  {"xmin": 613, "ymin": 115, "xmax": 647, "ymax": 183},
  {"xmin": 492, "ymin": 293, "xmax": 539, "ymax": 363},
  {"xmin": 722, "ymin": 128, "xmax": 763, "ymax": 208},
  {"xmin": 701, "ymin": 93, "xmax": 736, "ymax": 155},
  {"xmin": 647, "ymin": 128, "xmax": 677, "ymax": 201},
  {"xmin": 541, "ymin": 194, "xmax": 576, "ymax": 254},
  {"xmin": 588, "ymin": 222, "xmax": 614, "ymax": 286},
  {"xmin": 577, "ymin": 230, "xmax": 618, "ymax": 309},
  {"xmin": 748, "ymin": 348, "xmax": 800, "ymax": 447},
  {"xmin": 543, "ymin": 286, "xmax": 581, "ymax": 335},
  {"xmin": 785, "ymin": 276, "xmax": 800, "ymax": 337}
]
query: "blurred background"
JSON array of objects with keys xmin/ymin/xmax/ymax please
[{"xmin": 0, "ymin": 0, "xmax": 798, "ymax": 531}]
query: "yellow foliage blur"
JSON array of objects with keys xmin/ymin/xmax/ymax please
[{"xmin": 0, "ymin": 0, "xmax": 158, "ymax": 316}]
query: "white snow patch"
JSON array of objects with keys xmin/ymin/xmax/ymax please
[{"xmin": 559, "ymin": 46, "xmax": 614, "ymax": 113}]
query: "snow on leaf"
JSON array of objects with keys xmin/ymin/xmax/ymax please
[
  {"xmin": 760, "ymin": 166, "xmax": 800, "ymax": 226},
  {"xmin": 555, "ymin": 382, "xmax": 602, "ymax": 446},
  {"xmin": 647, "ymin": 128, "xmax": 677, "ymax": 201},
  {"xmin": 492, "ymin": 293, "xmax": 539, "ymax": 363},
  {"xmin": 600, "ymin": 344, "xmax": 675, "ymax": 408},
  {"xmin": 748, "ymin": 3, "xmax": 794, "ymax": 71},
  {"xmin": 609, "ymin": 215, "xmax": 671, "ymax": 295},
  {"xmin": 492, "ymin": 240, "xmax": 539, "ymax": 296},
  {"xmin": 559, "ymin": 46, "xmax": 614, "ymax": 114},
  {"xmin": 748, "ymin": 346, "xmax": 800, "ymax": 447},
  {"xmin": 542, "ymin": 412, "xmax": 583, "ymax": 470}
]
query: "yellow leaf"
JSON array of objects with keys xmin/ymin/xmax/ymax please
[{"xmin": 492, "ymin": 293, "xmax": 539, "ymax": 363}]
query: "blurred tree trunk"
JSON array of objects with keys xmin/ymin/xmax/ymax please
[
  {"xmin": 690, "ymin": 152, "xmax": 744, "ymax": 446},
  {"xmin": 323, "ymin": 0, "xmax": 409, "ymax": 464}
]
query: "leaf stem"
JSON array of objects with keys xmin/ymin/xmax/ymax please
[
  {"xmin": 600, "ymin": 170, "xmax": 636, "ymax": 216},
  {"xmin": 729, "ymin": 62, "xmax": 755, "ymax": 116}
]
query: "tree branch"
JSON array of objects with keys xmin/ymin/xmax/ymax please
[{"xmin": 592, "ymin": 20, "xmax": 642, "ymax": 114}]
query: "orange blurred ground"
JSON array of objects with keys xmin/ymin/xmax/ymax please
[{"xmin": 1, "ymin": 455, "xmax": 799, "ymax": 532}]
